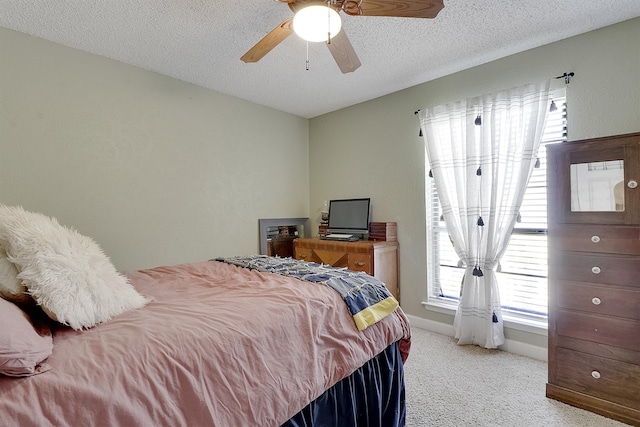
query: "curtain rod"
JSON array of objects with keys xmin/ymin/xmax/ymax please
[
  {"xmin": 414, "ymin": 72, "xmax": 575, "ymax": 115},
  {"xmin": 555, "ymin": 72, "xmax": 575, "ymax": 84}
]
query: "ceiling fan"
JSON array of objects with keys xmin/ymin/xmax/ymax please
[{"xmin": 240, "ymin": 0, "xmax": 444, "ymax": 73}]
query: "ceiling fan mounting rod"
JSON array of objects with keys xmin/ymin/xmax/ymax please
[{"xmin": 288, "ymin": 0, "xmax": 344, "ymax": 14}]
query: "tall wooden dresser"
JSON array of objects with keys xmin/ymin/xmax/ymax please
[{"xmin": 546, "ymin": 132, "xmax": 640, "ymax": 425}]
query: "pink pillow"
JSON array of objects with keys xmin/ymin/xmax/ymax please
[{"xmin": 0, "ymin": 298, "xmax": 52, "ymax": 376}]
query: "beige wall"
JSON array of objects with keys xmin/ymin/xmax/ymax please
[
  {"xmin": 0, "ymin": 27, "xmax": 310, "ymax": 271},
  {"xmin": 1, "ymin": 18, "xmax": 638, "ymax": 349},
  {"xmin": 309, "ymin": 18, "xmax": 640, "ymax": 346}
]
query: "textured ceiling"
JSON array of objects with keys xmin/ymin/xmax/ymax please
[{"xmin": 1, "ymin": 0, "xmax": 639, "ymax": 118}]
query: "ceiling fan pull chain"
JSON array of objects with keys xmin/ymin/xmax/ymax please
[
  {"xmin": 327, "ymin": 2, "xmax": 331, "ymax": 44},
  {"xmin": 306, "ymin": 40, "xmax": 310, "ymax": 71}
]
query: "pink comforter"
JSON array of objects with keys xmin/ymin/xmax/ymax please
[{"xmin": 1, "ymin": 260, "xmax": 411, "ymax": 426}]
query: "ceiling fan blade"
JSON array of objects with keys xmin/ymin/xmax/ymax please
[
  {"xmin": 326, "ymin": 30, "xmax": 361, "ymax": 74},
  {"xmin": 344, "ymin": 0, "xmax": 444, "ymax": 18},
  {"xmin": 240, "ymin": 19, "xmax": 293, "ymax": 63}
]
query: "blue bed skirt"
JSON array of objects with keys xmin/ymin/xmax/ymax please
[{"xmin": 282, "ymin": 341, "xmax": 406, "ymax": 427}]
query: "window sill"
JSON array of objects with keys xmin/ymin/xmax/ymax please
[
  {"xmin": 421, "ymin": 299, "xmax": 457, "ymax": 316},
  {"xmin": 421, "ymin": 299, "xmax": 548, "ymax": 336}
]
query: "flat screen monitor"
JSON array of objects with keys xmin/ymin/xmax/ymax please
[{"xmin": 327, "ymin": 198, "xmax": 370, "ymax": 234}]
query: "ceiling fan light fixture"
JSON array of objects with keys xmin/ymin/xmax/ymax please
[{"xmin": 292, "ymin": 5, "xmax": 342, "ymax": 42}]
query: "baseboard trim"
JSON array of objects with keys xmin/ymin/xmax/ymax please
[
  {"xmin": 407, "ymin": 314, "xmax": 455, "ymax": 336},
  {"xmin": 547, "ymin": 383, "xmax": 640, "ymax": 425},
  {"xmin": 406, "ymin": 314, "xmax": 548, "ymax": 361}
]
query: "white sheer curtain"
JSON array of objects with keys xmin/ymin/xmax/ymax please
[{"xmin": 418, "ymin": 82, "xmax": 551, "ymax": 348}]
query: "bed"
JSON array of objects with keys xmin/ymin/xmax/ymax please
[{"xmin": 0, "ymin": 207, "xmax": 411, "ymax": 427}]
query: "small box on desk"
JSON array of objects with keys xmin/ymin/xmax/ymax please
[{"xmin": 368, "ymin": 222, "xmax": 397, "ymax": 242}]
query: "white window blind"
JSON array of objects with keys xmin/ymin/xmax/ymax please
[{"xmin": 426, "ymin": 91, "xmax": 567, "ymax": 321}]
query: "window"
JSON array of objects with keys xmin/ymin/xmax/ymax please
[{"xmin": 426, "ymin": 91, "xmax": 567, "ymax": 324}]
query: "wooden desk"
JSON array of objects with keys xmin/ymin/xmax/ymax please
[{"xmin": 293, "ymin": 238, "xmax": 399, "ymax": 302}]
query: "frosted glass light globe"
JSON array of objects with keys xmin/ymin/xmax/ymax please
[{"xmin": 293, "ymin": 6, "xmax": 342, "ymax": 42}]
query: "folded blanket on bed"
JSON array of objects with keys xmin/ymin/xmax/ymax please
[{"xmin": 215, "ymin": 255, "xmax": 399, "ymax": 331}]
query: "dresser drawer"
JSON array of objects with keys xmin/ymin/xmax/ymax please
[
  {"xmin": 553, "ymin": 252, "xmax": 640, "ymax": 288},
  {"xmin": 555, "ymin": 347, "xmax": 640, "ymax": 410},
  {"xmin": 556, "ymin": 310, "xmax": 640, "ymax": 351},
  {"xmin": 556, "ymin": 281, "xmax": 640, "ymax": 320},
  {"xmin": 348, "ymin": 253, "xmax": 373, "ymax": 275},
  {"xmin": 554, "ymin": 225, "xmax": 640, "ymax": 255}
]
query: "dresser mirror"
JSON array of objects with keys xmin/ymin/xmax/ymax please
[
  {"xmin": 570, "ymin": 160, "xmax": 624, "ymax": 212},
  {"xmin": 550, "ymin": 136, "xmax": 640, "ymax": 225}
]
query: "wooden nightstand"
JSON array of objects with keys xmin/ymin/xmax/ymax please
[{"xmin": 293, "ymin": 238, "xmax": 399, "ymax": 302}]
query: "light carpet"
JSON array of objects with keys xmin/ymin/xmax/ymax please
[{"xmin": 404, "ymin": 326, "xmax": 628, "ymax": 426}]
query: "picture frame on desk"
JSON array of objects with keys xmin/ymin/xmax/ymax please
[{"xmin": 259, "ymin": 217, "xmax": 311, "ymax": 256}]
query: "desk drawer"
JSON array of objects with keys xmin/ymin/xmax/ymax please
[
  {"xmin": 553, "ymin": 253, "xmax": 640, "ymax": 288},
  {"xmin": 555, "ymin": 225, "xmax": 640, "ymax": 255},
  {"xmin": 294, "ymin": 247, "xmax": 314, "ymax": 262},
  {"xmin": 555, "ymin": 347, "xmax": 640, "ymax": 410},
  {"xmin": 556, "ymin": 310, "xmax": 640, "ymax": 351},
  {"xmin": 556, "ymin": 282, "xmax": 640, "ymax": 320},
  {"xmin": 348, "ymin": 253, "xmax": 373, "ymax": 275}
]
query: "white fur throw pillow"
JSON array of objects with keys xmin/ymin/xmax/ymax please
[
  {"xmin": 0, "ymin": 205, "xmax": 148, "ymax": 330},
  {"xmin": 0, "ymin": 247, "xmax": 30, "ymax": 303}
]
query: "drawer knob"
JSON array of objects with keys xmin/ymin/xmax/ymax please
[
  {"xmin": 355, "ymin": 261, "xmax": 365, "ymax": 267},
  {"xmin": 628, "ymin": 180, "xmax": 638, "ymax": 189},
  {"xmin": 592, "ymin": 297, "xmax": 602, "ymax": 305},
  {"xmin": 591, "ymin": 235, "xmax": 600, "ymax": 243},
  {"xmin": 591, "ymin": 371, "xmax": 601, "ymax": 379},
  {"xmin": 300, "ymin": 254, "xmax": 307, "ymax": 259},
  {"xmin": 591, "ymin": 266, "xmax": 601, "ymax": 274}
]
